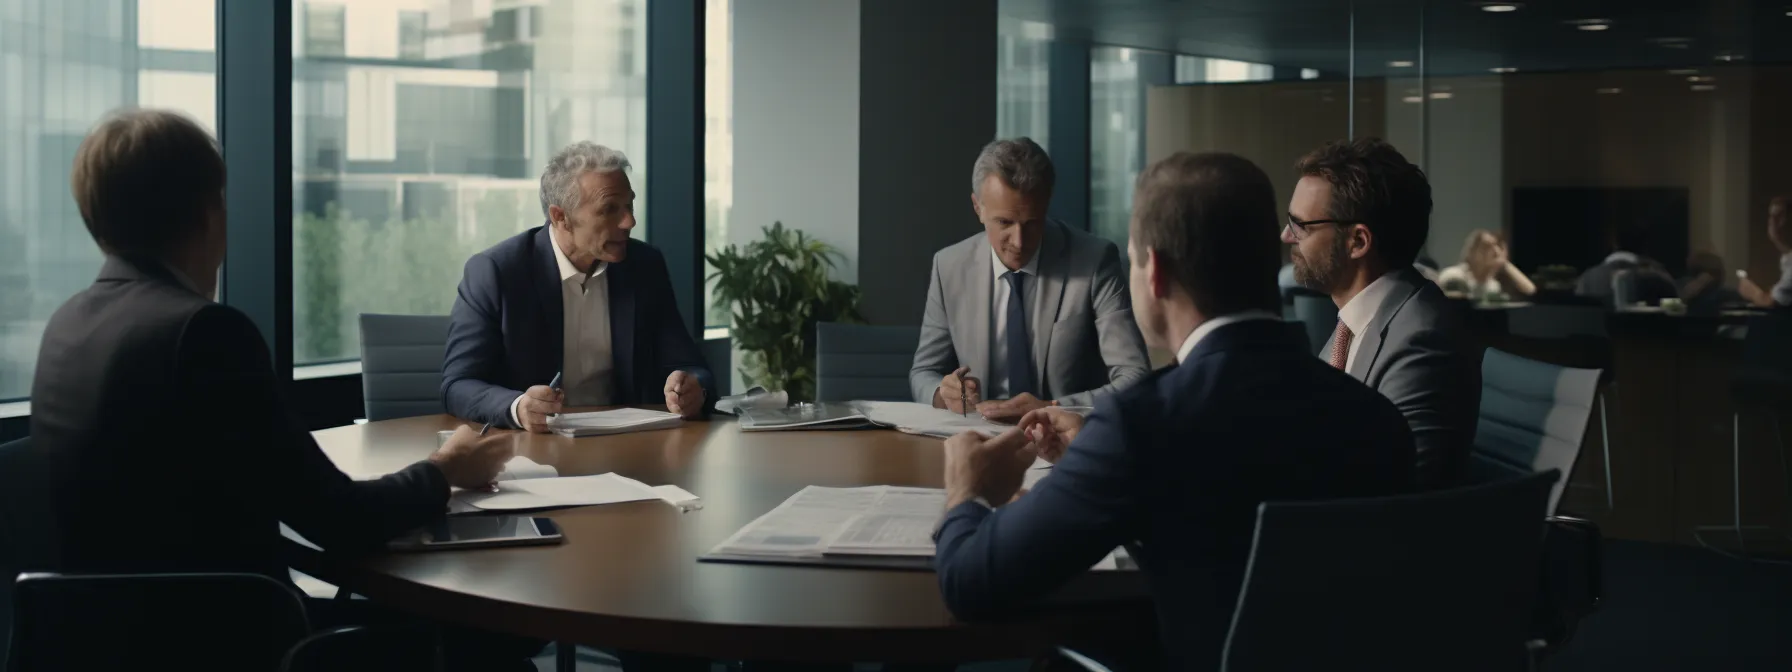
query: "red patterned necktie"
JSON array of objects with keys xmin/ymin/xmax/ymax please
[{"xmin": 1329, "ymin": 320, "xmax": 1353, "ymax": 370}]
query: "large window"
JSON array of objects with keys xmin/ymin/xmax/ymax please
[
  {"xmin": 0, "ymin": 0, "xmax": 217, "ymax": 401},
  {"xmin": 291, "ymin": 0, "xmax": 649, "ymax": 366},
  {"xmin": 702, "ymin": 0, "xmax": 731, "ymax": 329}
]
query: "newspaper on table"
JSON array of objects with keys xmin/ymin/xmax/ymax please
[{"xmin": 710, "ymin": 485, "xmax": 944, "ymax": 558}]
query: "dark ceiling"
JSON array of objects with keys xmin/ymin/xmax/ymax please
[{"xmin": 999, "ymin": 0, "xmax": 1792, "ymax": 77}]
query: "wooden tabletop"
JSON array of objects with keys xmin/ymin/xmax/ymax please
[{"xmin": 295, "ymin": 411, "xmax": 1149, "ymax": 663}]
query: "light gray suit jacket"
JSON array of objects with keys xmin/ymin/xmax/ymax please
[
  {"xmin": 909, "ymin": 221, "xmax": 1150, "ymax": 408},
  {"xmin": 1344, "ymin": 267, "xmax": 1483, "ymax": 490}
]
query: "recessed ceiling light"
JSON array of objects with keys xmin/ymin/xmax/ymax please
[
  {"xmin": 1569, "ymin": 19, "xmax": 1612, "ymax": 31},
  {"xmin": 1389, "ymin": 60, "xmax": 1415, "ymax": 68},
  {"xmin": 1429, "ymin": 92, "xmax": 1455, "ymax": 100},
  {"xmin": 1596, "ymin": 88, "xmax": 1622, "ymax": 94},
  {"xmin": 1667, "ymin": 68, "xmax": 1700, "ymax": 75},
  {"xmin": 1649, "ymin": 37, "xmax": 1693, "ymax": 49},
  {"xmin": 1402, "ymin": 96, "xmax": 1424, "ymax": 104},
  {"xmin": 1691, "ymin": 84, "xmax": 1717, "ymax": 92},
  {"xmin": 1490, "ymin": 67, "xmax": 1518, "ymax": 73},
  {"xmin": 1715, "ymin": 52, "xmax": 1746, "ymax": 62},
  {"xmin": 1687, "ymin": 75, "xmax": 1715, "ymax": 83},
  {"xmin": 1478, "ymin": 2, "xmax": 1522, "ymax": 12}
]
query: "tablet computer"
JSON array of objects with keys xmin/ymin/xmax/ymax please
[{"xmin": 389, "ymin": 516, "xmax": 564, "ymax": 551}]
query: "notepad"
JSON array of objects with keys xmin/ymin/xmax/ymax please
[
  {"xmin": 455, "ymin": 473, "xmax": 660, "ymax": 511},
  {"xmin": 549, "ymin": 408, "xmax": 684, "ymax": 437}
]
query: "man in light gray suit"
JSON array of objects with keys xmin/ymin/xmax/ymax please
[
  {"xmin": 910, "ymin": 138, "xmax": 1150, "ymax": 423},
  {"xmin": 1283, "ymin": 138, "xmax": 1481, "ymax": 489}
]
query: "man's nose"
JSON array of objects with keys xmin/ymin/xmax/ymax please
[
  {"xmin": 619, "ymin": 212, "xmax": 637, "ymax": 231},
  {"xmin": 1280, "ymin": 225, "xmax": 1297, "ymax": 245}
]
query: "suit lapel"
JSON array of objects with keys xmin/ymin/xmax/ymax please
[
  {"xmin": 532, "ymin": 226, "xmax": 566, "ymax": 376},
  {"xmin": 1348, "ymin": 270, "xmax": 1420, "ymax": 381},
  {"xmin": 608, "ymin": 258, "xmax": 638, "ymax": 403},
  {"xmin": 1030, "ymin": 222, "xmax": 1068, "ymax": 391},
  {"xmin": 958, "ymin": 238, "xmax": 992, "ymax": 381}
]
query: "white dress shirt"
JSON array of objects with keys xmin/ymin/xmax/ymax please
[
  {"xmin": 1773, "ymin": 252, "xmax": 1792, "ymax": 307},
  {"xmin": 510, "ymin": 236, "xmax": 614, "ymax": 426},
  {"xmin": 1436, "ymin": 263, "xmax": 1501, "ymax": 299},
  {"xmin": 1174, "ymin": 311, "xmax": 1281, "ymax": 364},
  {"xmin": 987, "ymin": 246, "xmax": 1041, "ymax": 399},
  {"xmin": 1336, "ymin": 272, "xmax": 1400, "ymax": 371}
]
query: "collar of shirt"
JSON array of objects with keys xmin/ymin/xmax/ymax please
[
  {"xmin": 1605, "ymin": 251, "xmax": 1641, "ymax": 266},
  {"xmin": 550, "ymin": 233, "xmax": 609, "ymax": 292},
  {"xmin": 989, "ymin": 244, "xmax": 1041, "ymax": 284},
  {"xmin": 1174, "ymin": 311, "xmax": 1281, "ymax": 363},
  {"xmin": 1338, "ymin": 271, "xmax": 1400, "ymax": 340},
  {"xmin": 1781, "ymin": 251, "xmax": 1792, "ymax": 267},
  {"xmin": 160, "ymin": 261, "xmax": 209, "ymax": 300}
]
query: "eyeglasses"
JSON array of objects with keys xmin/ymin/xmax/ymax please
[{"xmin": 1285, "ymin": 215, "xmax": 1360, "ymax": 240}]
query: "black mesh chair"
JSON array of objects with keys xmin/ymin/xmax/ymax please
[
  {"xmin": 280, "ymin": 624, "xmax": 438, "ymax": 672},
  {"xmin": 7, "ymin": 572, "xmax": 311, "ymax": 671},
  {"xmin": 0, "ymin": 437, "xmax": 53, "ymax": 669}
]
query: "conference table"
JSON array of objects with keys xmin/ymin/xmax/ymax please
[{"xmin": 290, "ymin": 410, "xmax": 1151, "ymax": 664}]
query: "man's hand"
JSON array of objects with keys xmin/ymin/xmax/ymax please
[
  {"xmin": 943, "ymin": 427, "xmax": 1038, "ymax": 509},
  {"xmin": 515, "ymin": 385, "xmax": 563, "ymax": 433},
  {"xmin": 932, "ymin": 366, "xmax": 982, "ymax": 414},
  {"xmin": 428, "ymin": 425, "xmax": 515, "ymax": 490},
  {"xmin": 976, "ymin": 392, "xmax": 1054, "ymax": 424},
  {"xmin": 1017, "ymin": 407, "xmax": 1085, "ymax": 464},
  {"xmin": 664, "ymin": 370, "xmax": 705, "ymax": 418}
]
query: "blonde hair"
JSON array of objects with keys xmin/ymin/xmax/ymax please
[{"xmin": 1459, "ymin": 228, "xmax": 1501, "ymax": 264}]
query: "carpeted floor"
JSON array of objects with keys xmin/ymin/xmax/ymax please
[{"xmin": 1540, "ymin": 540, "xmax": 1792, "ymax": 671}]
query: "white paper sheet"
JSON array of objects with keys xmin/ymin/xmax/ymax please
[
  {"xmin": 710, "ymin": 485, "xmax": 947, "ymax": 558},
  {"xmin": 852, "ymin": 401, "xmax": 1009, "ymax": 438},
  {"xmin": 456, "ymin": 473, "xmax": 660, "ymax": 511},
  {"xmin": 550, "ymin": 408, "xmax": 684, "ymax": 437},
  {"xmin": 349, "ymin": 455, "xmax": 556, "ymax": 483}
]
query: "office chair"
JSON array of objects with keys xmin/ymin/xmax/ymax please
[
  {"xmin": 280, "ymin": 624, "xmax": 438, "ymax": 672},
  {"xmin": 1288, "ymin": 288, "xmax": 1338, "ymax": 358},
  {"xmin": 814, "ymin": 322, "xmax": 921, "ymax": 402},
  {"xmin": 358, "ymin": 314, "xmax": 453, "ymax": 421},
  {"xmin": 1504, "ymin": 303, "xmax": 1618, "ymax": 511},
  {"xmin": 7, "ymin": 572, "xmax": 310, "ymax": 671},
  {"xmin": 1693, "ymin": 311, "xmax": 1792, "ymax": 563},
  {"xmin": 1220, "ymin": 471, "xmax": 1557, "ymax": 671},
  {"xmin": 0, "ymin": 437, "xmax": 52, "ymax": 670},
  {"xmin": 1469, "ymin": 349, "xmax": 1606, "ymax": 656}
]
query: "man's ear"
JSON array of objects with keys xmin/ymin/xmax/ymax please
[
  {"xmin": 547, "ymin": 205, "xmax": 566, "ymax": 230},
  {"xmin": 1147, "ymin": 248, "xmax": 1171, "ymax": 299},
  {"xmin": 1348, "ymin": 223, "xmax": 1375, "ymax": 261},
  {"xmin": 970, "ymin": 193, "xmax": 981, "ymax": 219}
]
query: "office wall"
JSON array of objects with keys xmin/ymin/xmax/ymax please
[
  {"xmin": 1424, "ymin": 77, "xmax": 1504, "ymax": 267},
  {"xmin": 857, "ymin": 0, "xmax": 997, "ymax": 327},
  {"xmin": 731, "ymin": 0, "xmax": 860, "ymax": 282}
]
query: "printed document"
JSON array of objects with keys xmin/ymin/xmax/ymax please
[{"xmin": 710, "ymin": 485, "xmax": 947, "ymax": 558}]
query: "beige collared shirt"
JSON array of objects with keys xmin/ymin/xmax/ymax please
[{"xmin": 509, "ymin": 234, "xmax": 614, "ymax": 426}]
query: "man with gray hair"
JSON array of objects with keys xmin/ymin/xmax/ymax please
[
  {"xmin": 443, "ymin": 141, "xmax": 715, "ymax": 431},
  {"xmin": 910, "ymin": 137, "xmax": 1150, "ymax": 422}
]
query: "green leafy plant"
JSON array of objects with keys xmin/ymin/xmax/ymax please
[{"xmin": 706, "ymin": 222, "xmax": 862, "ymax": 401}]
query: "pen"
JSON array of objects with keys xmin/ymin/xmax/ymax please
[
  {"xmin": 547, "ymin": 371, "xmax": 563, "ymax": 418},
  {"xmin": 477, "ymin": 422, "xmax": 491, "ymax": 436},
  {"xmin": 957, "ymin": 370, "xmax": 966, "ymax": 418}
]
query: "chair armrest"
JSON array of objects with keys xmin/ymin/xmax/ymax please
[
  {"xmin": 1053, "ymin": 646, "xmax": 1116, "ymax": 672},
  {"xmin": 1545, "ymin": 514, "xmax": 1603, "ymax": 611},
  {"xmin": 281, "ymin": 624, "xmax": 438, "ymax": 672}
]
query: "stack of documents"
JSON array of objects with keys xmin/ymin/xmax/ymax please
[
  {"xmin": 549, "ymin": 408, "xmax": 683, "ymax": 437},
  {"xmin": 454, "ymin": 473, "xmax": 661, "ymax": 512},
  {"xmin": 709, "ymin": 485, "xmax": 946, "ymax": 559},
  {"xmin": 738, "ymin": 403, "xmax": 879, "ymax": 431},
  {"xmin": 852, "ymin": 401, "xmax": 1009, "ymax": 438},
  {"xmin": 716, "ymin": 386, "xmax": 789, "ymax": 415}
]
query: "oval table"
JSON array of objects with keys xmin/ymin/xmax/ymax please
[{"xmin": 290, "ymin": 411, "xmax": 1150, "ymax": 664}]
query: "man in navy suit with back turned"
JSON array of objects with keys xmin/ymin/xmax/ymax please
[
  {"xmin": 932, "ymin": 152, "xmax": 1417, "ymax": 671},
  {"xmin": 442, "ymin": 142, "xmax": 715, "ymax": 431}
]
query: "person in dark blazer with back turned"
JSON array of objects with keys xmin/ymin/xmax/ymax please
[
  {"xmin": 1283, "ymin": 138, "xmax": 1480, "ymax": 490},
  {"xmin": 442, "ymin": 142, "xmax": 714, "ymax": 432},
  {"xmin": 29, "ymin": 109, "xmax": 531, "ymax": 669},
  {"xmin": 932, "ymin": 152, "xmax": 1417, "ymax": 671}
]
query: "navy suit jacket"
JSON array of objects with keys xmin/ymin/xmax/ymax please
[
  {"xmin": 934, "ymin": 319, "xmax": 1416, "ymax": 671},
  {"xmin": 441, "ymin": 225, "xmax": 715, "ymax": 427}
]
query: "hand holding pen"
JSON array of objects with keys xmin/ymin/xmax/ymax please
[
  {"xmin": 515, "ymin": 371, "xmax": 565, "ymax": 434},
  {"xmin": 935, "ymin": 365, "xmax": 981, "ymax": 416}
]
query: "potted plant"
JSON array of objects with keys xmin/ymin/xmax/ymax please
[{"xmin": 706, "ymin": 222, "xmax": 862, "ymax": 402}]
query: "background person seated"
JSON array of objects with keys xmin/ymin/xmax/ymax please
[
  {"xmin": 1737, "ymin": 195, "xmax": 1791, "ymax": 309},
  {"xmin": 1575, "ymin": 222, "xmax": 1677, "ymax": 308},
  {"xmin": 1679, "ymin": 251, "xmax": 1742, "ymax": 314},
  {"xmin": 1436, "ymin": 228, "xmax": 1536, "ymax": 300},
  {"xmin": 910, "ymin": 137, "xmax": 1149, "ymax": 422},
  {"xmin": 441, "ymin": 142, "xmax": 714, "ymax": 432}
]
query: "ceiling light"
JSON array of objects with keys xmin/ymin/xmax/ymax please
[
  {"xmin": 1478, "ymin": 2, "xmax": 1522, "ymax": 12},
  {"xmin": 1569, "ymin": 19, "xmax": 1612, "ymax": 31},
  {"xmin": 1490, "ymin": 67, "xmax": 1518, "ymax": 73},
  {"xmin": 1691, "ymin": 84, "xmax": 1717, "ymax": 92},
  {"xmin": 1402, "ymin": 96, "xmax": 1424, "ymax": 104},
  {"xmin": 1715, "ymin": 52, "xmax": 1746, "ymax": 62},
  {"xmin": 1667, "ymin": 68, "xmax": 1700, "ymax": 75},
  {"xmin": 1389, "ymin": 60, "xmax": 1415, "ymax": 68},
  {"xmin": 1649, "ymin": 37, "xmax": 1693, "ymax": 49},
  {"xmin": 1429, "ymin": 92, "xmax": 1455, "ymax": 100},
  {"xmin": 1596, "ymin": 88, "xmax": 1622, "ymax": 94},
  {"xmin": 1687, "ymin": 75, "xmax": 1715, "ymax": 83}
]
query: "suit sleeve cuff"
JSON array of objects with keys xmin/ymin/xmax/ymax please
[
  {"xmin": 508, "ymin": 393, "xmax": 526, "ymax": 429},
  {"xmin": 933, "ymin": 498, "xmax": 994, "ymax": 543}
]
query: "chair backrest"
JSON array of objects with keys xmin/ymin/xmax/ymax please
[
  {"xmin": 358, "ymin": 314, "xmax": 452, "ymax": 421},
  {"xmin": 815, "ymin": 322, "xmax": 921, "ymax": 402},
  {"xmin": 1222, "ymin": 470, "xmax": 1557, "ymax": 672},
  {"xmin": 1471, "ymin": 349, "xmax": 1602, "ymax": 513},
  {"xmin": 0, "ymin": 437, "xmax": 53, "ymax": 670},
  {"xmin": 1288, "ymin": 290, "xmax": 1337, "ymax": 357},
  {"xmin": 8, "ymin": 572, "xmax": 310, "ymax": 671},
  {"xmin": 1740, "ymin": 311, "xmax": 1792, "ymax": 378}
]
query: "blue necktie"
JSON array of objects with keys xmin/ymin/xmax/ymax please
[{"xmin": 1004, "ymin": 271, "xmax": 1037, "ymax": 397}]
